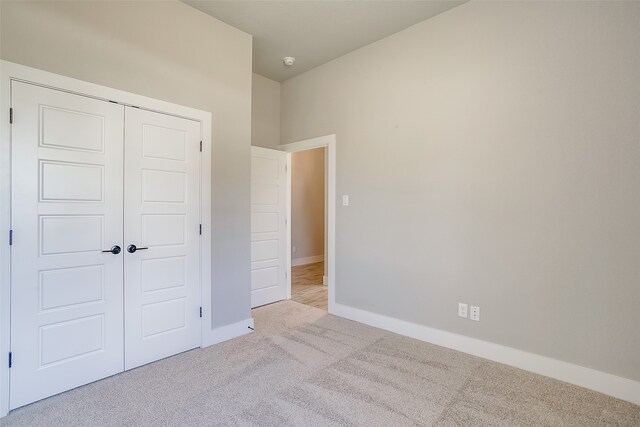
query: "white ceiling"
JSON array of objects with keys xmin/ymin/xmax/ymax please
[{"xmin": 184, "ymin": 1, "xmax": 466, "ymax": 82}]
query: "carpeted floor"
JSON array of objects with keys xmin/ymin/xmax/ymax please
[{"xmin": 3, "ymin": 301, "xmax": 639, "ymax": 426}]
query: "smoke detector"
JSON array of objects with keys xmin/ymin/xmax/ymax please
[{"xmin": 283, "ymin": 56, "xmax": 295, "ymax": 66}]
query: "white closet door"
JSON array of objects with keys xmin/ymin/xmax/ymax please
[
  {"xmin": 123, "ymin": 107, "xmax": 201, "ymax": 369},
  {"xmin": 10, "ymin": 82, "xmax": 124, "ymax": 409},
  {"xmin": 250, "ymin": 147, "xmax": 287, "ymax": 308}
]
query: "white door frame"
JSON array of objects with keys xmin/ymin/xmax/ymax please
[
  {"xmin": 278, "ymin": 135, "xmax": 336, "ymax": 313},
  {"xmin": 0, "ymin": 61, "xmax": 213, "ymax": 417}
]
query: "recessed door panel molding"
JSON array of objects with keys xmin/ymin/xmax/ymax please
[
  {"xmin": 250, "ymin": 147, "xmax": 287, "ymax": 308},
  {"xmin": 142, "ymin": 169, "xmax": 186, "ymax": 203},
  {"xmin": 251, "ymin": 183, "xmax": 279, "ymax": 205},
  {"xmin": 251, "ymin": 212, "xmax": 279, "ymax": 234},
  {"xmin": 141, "ymin": 214, "xmax": 186, "ymax": 247},
  {"xmin": 40, "ymin": 161, "xmax": 104, "ymax": 202},
  {"xmin": 40, "ymin": 105, "xmax": 105, "ymax": 152},
  {"xmin": 141, "ymin": 257, "xmax": 185, "ymax": 293},
  {"xmin": 39, "ymin": 265, "xmax": 104, "ymax": 311},
  {"xmin": 10, "ymin": 81, "xmax": 125, "ymax": 409},
  {"xmin": 142, "ymin": 123, "xmax": 187, "ymax": 161},
  {"xmin": 251, "ymin": 240, "xmax": 279, "ymax": 262},
  {"xmin": 141, "ymin": 298, "xmax": 186, "ymax": 338},
  {"xmin": 39, "ymin": 215, "xmax": 104, "ymax": 255},
  {"xmin": 251, "ymin": 156, "xmax": 279, "ymax": 180},
  {"xmin": 39, "ymin": 314, "xmax": 104, "ymax": 367},
  {"xmin": 124, "ymin": 107, "xmax": 201, "ymax": 370},
  {"xmin": 251, "ymin": 266, "xmax": 279, "ymax": 291}
]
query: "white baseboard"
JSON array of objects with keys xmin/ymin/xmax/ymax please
[
  {"xmin": 323, "ymin": 275, "xmax": 328, "ymax": 286},
  {"xmin": 291, "ymin": 255, "xmax": 324, "ymax": 267},
  {"xmin": 201, "ymin": 318, "xmax": 254, "ymax": 347},
  {"xmin": 332, "ymin": 303, "xmax": 640, "ymax": 405}
]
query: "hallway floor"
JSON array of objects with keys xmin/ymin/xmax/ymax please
[{"xmin": 291, "ymin": 261, "xmax": 327, "ymax": 311}]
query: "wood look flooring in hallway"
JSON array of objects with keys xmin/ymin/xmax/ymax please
[{"xmin": 291, "ymin": 261, "xmax": 327, "ymax": 311}]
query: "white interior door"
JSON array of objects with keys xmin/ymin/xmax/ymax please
[
  {"xmin": 123, "ymin": 107, "xmax": 201, "ymax": 369},
  {"xmin": 10, "ymin": 82, "xmax": 125, "ymax": 409},
  {"xmin": 251, "ymin": 147, "xmax": 287, "ymax": 308}
]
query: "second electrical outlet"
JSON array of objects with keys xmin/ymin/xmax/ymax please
[{"xmin": 470, "ymin": 305, "xmax": 480, "ymax": 321}]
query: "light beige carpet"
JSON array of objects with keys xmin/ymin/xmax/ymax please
[{"xmin": 3, "ymin": 300, "xmax": 639, "ymax": 426}]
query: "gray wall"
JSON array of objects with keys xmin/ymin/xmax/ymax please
[
  {"xmin": 251, "ymin": 73, "xmax": 281, "ymax": 149},
  {"xmin": 291, "ymin": 148, "xmax": 325, "ymax": 262},
  {"xmin": 1, "ymin": 0, "xmax": 253, "ymax": 329},
  {"xmin": 281, "ymin": 1, "xmax": 640, "ymax": 381}
]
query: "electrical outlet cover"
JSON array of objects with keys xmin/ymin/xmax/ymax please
[{"xmin": 470, "ymin": 306, "xmax": 480, "ymax": 321}]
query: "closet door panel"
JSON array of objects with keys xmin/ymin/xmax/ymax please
[
  {"xmin": 123, "ymin": 107, "xmax": 201, "ymax": 369},
  {"xmin": 10, "ymin": 82, "xmax": 125, "ymax": 409}
]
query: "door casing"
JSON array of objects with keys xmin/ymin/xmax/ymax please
[
  {"xmin": 278, "ymin": 135, "xmax": 337, "ymax": 314},
  {"xmin": 0, "ymin": 61, "xmax": 213, "ymax": 417}
]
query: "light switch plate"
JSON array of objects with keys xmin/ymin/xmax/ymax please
[
  {"xmin": 458, "ymin": 303, "xmax": 468, "ymax": 318},
  {"xmin": 342, "ymin": 195, "xmax": 349, "ymax": 206}
]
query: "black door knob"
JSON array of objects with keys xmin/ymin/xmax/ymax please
[
  {"xmin": 102, "ymin": 245, "xmax": 121, "ymax": 255},
  {"xmin": 127, "ymin": 244, "xmax": 149, "ymax": 253}
]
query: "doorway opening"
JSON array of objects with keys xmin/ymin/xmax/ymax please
[
  {"xmin": 290, "ymin": 147, "xmax": 327, "ymax": 311},
  {"xmin": 281, "ymin": 134, "xmax": 336, "ymax": 314},
  {"xmin": 249, "ymin": 135, "xmax": 336, "ymax": 312}
]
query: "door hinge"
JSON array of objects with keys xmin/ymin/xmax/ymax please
[
  {"xmin": 9, "ymin": 108, "xmax": 13, "ymax": 124},
  {"xmin": 199, "ymin": 224, "xmax": 202, "ymax": 235},
  {"xmin": 8, "ymin": 352, "xmax": 12, "ymax": 368},
  {"xmin": 9, "ymin": 229, "xmax": 13, "ymax": 246},
  {"xmin": 199, "ymin": 307, "xmax": 203, "ymax": 318},
  {"xmin": 285, "ymin": 163, "xmax": 288, "ymax": 173},
  {"xmin": 285, "ymin": 217, "xmax": 287, "ymax": 227},
  {"xmin": 199, "ymin": 141, "xmax": 202, "ymax": 152}
]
